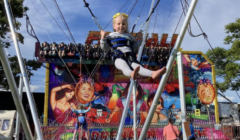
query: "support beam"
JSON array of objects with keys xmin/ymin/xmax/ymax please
[
  {"xmin": 139, "ymin": 0, "xmax": 199, "ymax": 139},
  {"xmin": 14, "ymin": 75, "xmax": 24, "ymax": 140},
  {"xmin": 3, "ymin": 0, "xmax": 43, "ymax": 139},
  {"xmin": 177, "ymin": 52, "xmax": 187, "ymax": 140},
  {"xmin": 0, "ymin": 40, "xmax": 33, "ymax": 140}
]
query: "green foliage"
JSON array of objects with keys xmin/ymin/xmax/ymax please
[
  {"xmin": 0, "ymin": 56, "xmax": 42, "ymax": 90},
  {"xmin": 0, "ymin": 0, "xmax": 28, "ymax": 47},
  {"xmin": 0, "ymin": 0, "xmax": 42, "ymax": 90},
  {"xmin": 205, "ymin": 18, "xmax": 240, "ymax": 92}
]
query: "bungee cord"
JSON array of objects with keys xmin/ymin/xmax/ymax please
[
  {"xmin": 139, "ymin": 0, "xmax": 161, "ymax": 32},
  {"xmin": 26, "ymin": 14, "xmax": 39, "ymax": 42},
  {"xmin": 81, "ymin": 0, "xmax": 138, "ymax": 80},
  {"xmin": 52, "ymin": 0, "xmax": 76, "ymax": 44},
  {"xmin": 82, "ymin": 0, "xmax": 102, "ymax": 30},
  {"xmin": 126, "ymin": 0, "xmax": 136, "ymax": 15},
  {"xmin": 131, "ymin": 0, "xmax": 146, "ymax": 33}
]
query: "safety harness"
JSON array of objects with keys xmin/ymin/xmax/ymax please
[{"xmin": 107, "ymin": 37, "xmax": 142, "ymax": 69}]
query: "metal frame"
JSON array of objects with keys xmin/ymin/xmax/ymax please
[
  {"xmin": 0, "ymin": 40, "xmax": 33, "ymax": 140},
  {"xmin": 139, "ymin": 0, "xmax": 199, "ymax": 139},
  {"xmin": 3, "ymin": 0, "xmax": 43, "ymax": 139}
]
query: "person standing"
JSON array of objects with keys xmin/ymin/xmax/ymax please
[{"xmin": 163, "ymin": 118, "xmax": 180, "ymax": 140}]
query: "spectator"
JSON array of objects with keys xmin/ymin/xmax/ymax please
[{"xmin": 163, "ymin": 118, "xmax": 180, "ymax": 140}]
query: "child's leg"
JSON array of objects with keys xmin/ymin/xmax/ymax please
[
  {"xmin": 131, "ymin": 63, "xmax": 152, "ymax": 77},
  {"xmin": 131, "ymin": 63, "xmax": 166, "ymax": 79},
  {"xmin": 115, "ymin": 58, "xmax": 139, "ymax": 79}
]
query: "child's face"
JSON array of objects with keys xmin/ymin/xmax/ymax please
[{"xmin": 113, "ymin": 17, "xmax": 127, "ymax": 33}]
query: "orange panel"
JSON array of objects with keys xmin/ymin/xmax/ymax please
[{"xmin": 159, "ymin": 34, "xmax": 168, "ymax": 47}]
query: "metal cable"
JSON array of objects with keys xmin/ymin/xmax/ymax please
[
  {"xmin": 52, "ymin": 0, "xmax": 76, "ymax": 44},
  {"xmin": 50, "ymin": 0, "xmax": 91, "ymax": 77},
  {"xmin": 27, "ymin": 0, "xmax": 78, "ymax": 84},
  {"xmin": 126, "ymin": 0, "xmax": 136, "ymax": 15},
  {"xmin": 131, "ymin": 0, "xmax": 146, "ymax": 33},
  {"xmin": 26, "ymin": 14, "xmax": 39, "ymax": 42},
  {"xmin": 38, "ymin": 0, "xmax": 72, "ymax": 43},
  {"xmin": 139, "ymin": 0, "xmax": 161, "ymax": 31}
]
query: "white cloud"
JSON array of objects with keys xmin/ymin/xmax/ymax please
[
  {"xmin": 217, "ymin": 96, "xmax": 235, "ymax": 102},
  {"xmin": 23, "ymin": 85, "xmax": 42, "ymax": 92}
]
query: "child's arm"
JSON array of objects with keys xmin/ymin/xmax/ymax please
[{"xmin": 100, "ymin": 30, "xmax": 111, "ymax": 52}]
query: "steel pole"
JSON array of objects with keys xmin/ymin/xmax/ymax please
[
  {"xmin": 0, "ymin": 40, "xmax": 33, "ymax": 140},
  {"xmin": 137, "ymin": 0, "xmax": 156, "ymax": 61},
  {"xmin": 116, "ymin": 79, "xmax": 134, "ymax": 139},
  {"xmin": 3, "ymin": 0, "xmax": 43, "ymax": 139},
  {"xmin": 133, "ymin": 82, "xmax": 137, "ymax": 140},
  {"xmin": 14, "ymin": 75, "xmax": 24, "ymax": 140},
  {"xmin": 177, "ymin": 52, "xmax": 187, "ymax": 140},
  {"xmin": 139, "ymin": 0, "xmax": 198, "ymax": 139},
  {"xmin": 116, "ymin": 0, "xmax": 156, "ymax": 139}
]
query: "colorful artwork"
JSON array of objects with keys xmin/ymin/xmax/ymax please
[
  {"xmin": 182, "ymin": 53, "xmax": 214, "ymax": 110},
  {"xmin": 43, "ymin": 51, "xmax": 218, "ymax": 139},
  {"xmin": 197, "ymin": 79, "xmax": 215, "ymax": 104},
  {"xmin": 42, "ymin": 127, "xmax": 229, "ymax": 140}
]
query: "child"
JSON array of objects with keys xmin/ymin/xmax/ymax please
[{"xmin": 100, "ymin": 13, "xmax": 166, "ymax": 80}]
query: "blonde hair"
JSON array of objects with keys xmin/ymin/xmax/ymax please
[{"xmin": 112, "ymin": 13, "xmax": 129, "ymax": 33}]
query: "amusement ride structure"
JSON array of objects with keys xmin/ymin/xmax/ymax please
[{"xmin": 2, "ymin": 0, "xmax": 240, "ymax": 140}]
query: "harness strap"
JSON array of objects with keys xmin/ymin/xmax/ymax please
[{"xmin": 109, "ymin": 37, "xmax": 133, "ymax": 49}]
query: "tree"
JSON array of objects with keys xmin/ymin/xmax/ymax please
[
  {"xmin": 0, "ymin": 0, "xmax": 42, "ymax": 90},
  {"xmin": 205, "ymin": 18, "xmax": 240, "ymax": 92},
  {"xmin": 0, "ymin": 56, "xmax": 42, "ymax": 90},
  {"xmin": 0, "ymin": 0, "xmax": 28, "ymax": 48}
]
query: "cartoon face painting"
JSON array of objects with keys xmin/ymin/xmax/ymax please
[{"xmin": 197, "ymin": 81, "xmax": 215, "ymax": 104}]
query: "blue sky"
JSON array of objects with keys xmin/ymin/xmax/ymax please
[{"xmin": 5, "ymin": 0, "xmax": 240, "ymax": 103}]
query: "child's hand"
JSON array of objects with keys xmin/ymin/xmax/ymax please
[
  {"xmin": 100, "ymin": 30, "xmax": 106, "ymax": 40},
  {"xmin": 136, "ymin": 32, "xmax": 143, "ymax": 40}
]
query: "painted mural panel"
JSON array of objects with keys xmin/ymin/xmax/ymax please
[
  {"xmin": 182, "ymin": 53, "xmax": 214, "ymax": 109},
  {"xmin": 45, "ymin": 52, "xmax": 215, "ymax": 139}
]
